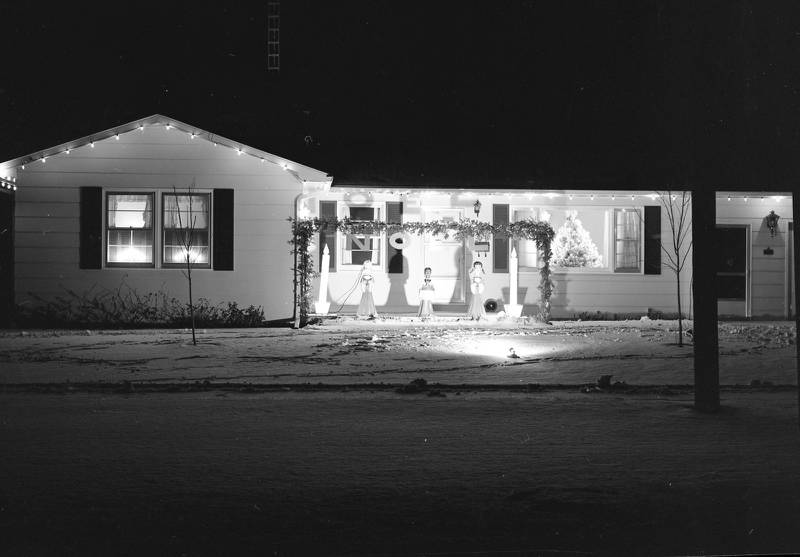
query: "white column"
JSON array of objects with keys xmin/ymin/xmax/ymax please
[
  {"xmin": 315, "ymin": 244, "xmax": 331, "ymax": 314},
  {"xmin": 506, "ymin": 246, "xmax": 523, "ymax": 318}
]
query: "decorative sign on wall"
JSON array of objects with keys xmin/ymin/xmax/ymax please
[{"xmin": 474, "ymin": 241, "xmax": 490, "ymax": 256}]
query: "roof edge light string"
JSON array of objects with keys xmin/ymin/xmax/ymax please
[{"xmin": 14, "ymin": 121, "xmax": 296, "ymax": 172}]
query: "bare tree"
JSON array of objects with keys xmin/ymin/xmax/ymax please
[
  {"xmin": 657, "ymin": 191, "xmax": 693, "ymax": 346},
  {"xmin": 170, "ymin": 185, "xmax": 200, "ymax": 345}
]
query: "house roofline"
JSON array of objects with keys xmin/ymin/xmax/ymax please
[{"xmin": 0, "ymin": 114, "xmax": 332, "ymax": 183}]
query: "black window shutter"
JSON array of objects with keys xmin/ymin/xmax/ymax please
[
  {"xmin": 644, "ymin": 205, "xmax": 661, "ymax": 275},
  {"xmin": 319, "ymin": 200, "xmax": 337, "ymax": 272},
  {"xmin": 79, "ymin": 187, "xmax": 102, "ymax": 269},
  {"xmin": 213, "ymin": 189, "xmax": 234, "ymax": 271},
  {"xmin": 386, "ymin": 201, "xmax": 404, "ymax": 273},
  {"xmin": 493, "ymin": 204, "xmax": 509, "ymax": 273}
]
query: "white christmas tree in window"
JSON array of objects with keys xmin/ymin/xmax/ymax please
[{"xmin": 552, "ymin": 210, "xmax": 603, "ymax": 267}]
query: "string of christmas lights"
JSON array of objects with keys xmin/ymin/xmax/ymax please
[
  {"xmin": 8, "ymin": 119, "xmax": 303, "ymax": 183},
  {"xmin": 338, "ymin": 190, "xmax": 790, "ymax": 202},
  {"xmin": 0, "ymin": 177, "xmax": 16, "ymax": 191},
  {"xmin": 1, "ymin": 118, "xmax": 793, "ymax": 202}
]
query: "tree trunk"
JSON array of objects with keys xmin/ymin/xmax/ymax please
[
  {"xmin": 792, "ymin": 191, "xmax": 800, "ymax": 429},
  {"xmin": 691, "ymin": 189, "xmax": 719, "ymax": 412},
  {"xmin": 676, "ymin": 272, "xmax": 683, "ymax": 346},
  {"xmin": 188, "ymin": 257, "xmax": 196, "ymax": 346}
]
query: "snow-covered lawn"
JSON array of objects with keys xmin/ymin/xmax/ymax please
[
  {"xmin": 0, "ymin": 319, "xmax": 796, "ymax": 386},
  {"xmin": 1, "ymin": 390, "xmax": 799, "ymax": 556},
  {"xmin": 1, "ymin": 319, "xmax": 799, "ymax": 556}
]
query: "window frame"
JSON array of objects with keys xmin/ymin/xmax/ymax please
[
  {"xmin": 511, "ymin": 204, "xmax": 645, "ymax": 275},
  {"xmin": 613, "ymin": 208, "xmax": 643, "ymax": 274},
  {"xmin": 161, "ymin": 191, "xmax": 212, "ymax": 269},
  {"xmin": 338, "ymin": 202, "xmax": 384, "ymax": 270},
  {"xmin": 104, "ymin": 191, "xmax": 156, "ymax": 269}
]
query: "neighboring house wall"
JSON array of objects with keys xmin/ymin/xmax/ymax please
[
  {"xmin": 14, "ymin": 124, "xmax": 304, "ymax": 321},
  {"xmin": 309, "ymin": 189, "xmax": 693, "ymax": 319},
  {"xmin": 716, "ymin": 194, "xmax": 793, "ymax": 318}
]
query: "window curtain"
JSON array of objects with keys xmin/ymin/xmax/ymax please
[
  {"xmin": 618, "ymin": 211, "xmax": 639, "ymax": 269},
  {"xmin": 164, "ymin": 195, "xmax": 209, "ymax": 229},
  {"xmin": 107, "ymin": 194, "xmax": 152, "ymax": 228}
]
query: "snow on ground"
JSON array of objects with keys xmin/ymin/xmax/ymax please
[
  {"xmin": 0, "ymin": 318, "xmax": 796, "ymax": 386},
  {"xmin": 1, "ymin": 390, "xmax": 799, "ymax": 556},
  {"xmin": 1, "ymin": 319, "xmax": 799, "ymax": 556}
]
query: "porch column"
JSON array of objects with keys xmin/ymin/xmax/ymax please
[
  {"xmin": 692, "ymin": 189, "xmax": 720, "ymax": 412},
  {"xmin": 506, "ymin": 247, "xmax": 523, "ymax": 318},
  {"xmin": 315, "ymin": 244, "xmax": 331, "ymax": 315}
]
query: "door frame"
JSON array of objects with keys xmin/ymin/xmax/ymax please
[
  {"xmin": 715, "ymin": 224, "xmax": 751, "ymax": 318},
  {"xmin": 422, "ymin": 207, "xmax": 466, "ymax": 304}
]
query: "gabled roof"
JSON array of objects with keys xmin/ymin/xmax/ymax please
[{"xmin": 0, "ymin": 114, "xmax": 332, "ymax": 183}]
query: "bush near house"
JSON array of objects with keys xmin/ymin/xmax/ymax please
[
  {"xmin": 573, "ymin": 308, "xmax": 688, "ymax": 321},
  {"xmin": 13, "ymin": 285, "xmax": 265, "ymax": 329}
]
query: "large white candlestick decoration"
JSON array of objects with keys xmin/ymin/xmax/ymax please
[
  {"xmin": 510, "ymin": 247, "xmax": 518, "ymax": 306},
  {"xmin": 315, "ymin": 244, "xmax": 331, "ymax": 314},
  {"xmin": 507, "ymin": 247, "xmax": 523, "ymax": 318}
]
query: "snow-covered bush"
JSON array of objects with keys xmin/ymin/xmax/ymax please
[{"xmin": 14, "ymin": 283, "xmax": 265, "ymax": 328}]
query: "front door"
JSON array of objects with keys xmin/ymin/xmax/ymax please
[
  {"xmin": 423, "ymin": 208, "xmax": 465, "ymax": 304},
  {"xmin": 716, "ymin": 225, "xmax": 749, "ymax": 318}
]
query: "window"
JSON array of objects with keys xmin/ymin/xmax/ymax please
[
  {"xmin": 342, "ymin": 205, "xmax": 382, "ymax": 266},
  {"xmin": 162, "ymin": 193, "xmax": 210, "ymax": 267},
  {"xmin": 106, "ymin": 193, "xmax": 154, "ymax": 266},
  {"xmin": 513, "ymin": 206, "xmax": 645, "ymax": 273},
  {"xmin": 614, "ymin": 209, "xmax": 641, "ymax": 273},
  {"xmin": 550, "ymin": 208, "xmax": 608, "ymax": 270}
]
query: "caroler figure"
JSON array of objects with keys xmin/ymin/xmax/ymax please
[
  {"xmin": 467, "ymin": 260, "xmax": 486, "ymax": 320},
  {"xmin": 418, "ymin": 267, "xmax": 435, "ymax": 320},
  {"xmin": 356, "ymin": 260, "xmax": 377, "ymax": 319}
]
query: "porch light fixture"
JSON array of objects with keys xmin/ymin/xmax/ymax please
[
  {"xmin": 766, "ymin": 210, "xmax": 780, "ymax": 237},
  {"xmin": 473, "ymin": 199, "xmax": 482, "ymax": 218}
]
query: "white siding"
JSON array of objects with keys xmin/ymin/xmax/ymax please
[
  {"xmin": 14, "ymin": 124, "xmax": 305, "ymax": 321},
  {"xmin": 717, "ymin": 194, "xmax": 793, "ymax": 318}
]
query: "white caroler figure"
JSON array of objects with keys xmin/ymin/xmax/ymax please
[
  {"xmin": 356, "ymin": 260, "xmax": 377, "ymax": 319},
  {"xmin": 418, "ymin": 267, "xmax": 435, "ymax": 320},
  {"xmin": 467, "ymin": 260, "xmax": 486, "ymax": 320}
]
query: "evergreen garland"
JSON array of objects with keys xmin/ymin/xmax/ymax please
[{"xmin": 290, "ymin": 217, "xmax": 555, "ymax": 324}]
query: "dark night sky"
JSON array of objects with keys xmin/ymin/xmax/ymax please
[{"xmin": 2, "ymin": 1, "xmax": 800, "ymax": 187}]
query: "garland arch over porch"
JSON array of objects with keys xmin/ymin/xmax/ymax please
[{"xmin": 290, "ymin": 217, "xmax": 555, "ymax": 325}]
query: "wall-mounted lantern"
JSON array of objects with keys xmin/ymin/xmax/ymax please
[
  {"xmin": 766, "ymin": 210, "xmax": 780, "ymax": 237},
  {"xmin": 473, "ymin": 199, "xmax": 482, "ymax": 218}
]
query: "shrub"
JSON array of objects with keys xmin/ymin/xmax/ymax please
[
  {"xmin": 573, "ymin": 309, "xmax": 689, "ymax": 321},
  {"xmin": 14, "ymin": 283, "xmax": 266, "ymax": 329}
]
